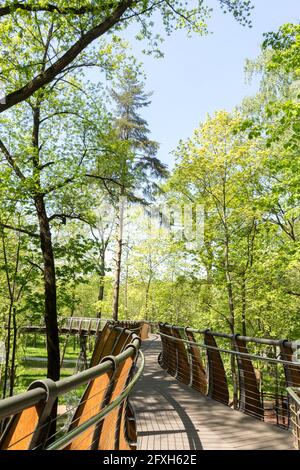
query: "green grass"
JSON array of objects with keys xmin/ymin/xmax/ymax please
[{"xmin": 15, "ymin": 333, "xmax": 94, "ymax": 395}]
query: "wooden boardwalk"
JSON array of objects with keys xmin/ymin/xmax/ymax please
[{"xmin": 131, "ymin": 336, "xmax": 294, "ymax": 450}]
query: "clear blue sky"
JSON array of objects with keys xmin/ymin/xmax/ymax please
[{"xmin": 121, "ymin": 0, "xmax": 299, "ymax": 168}]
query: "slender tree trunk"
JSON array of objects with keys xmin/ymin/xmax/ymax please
[
  {"xmin": 97, "ymin": 256, "xmax": 105, "ymax": 319},
  {"xmin": 112, "ymin": 230, "xmax": 122, "ymax": 321},
  {"xmin": 1, "ymin": 230, "xmax": 13, "ymax": 399},
  {"xmin": 9, "ymin": 307, "xmax": 17, "ymax": 396},
  {"xmin": 224, "ymin": 225, "xmax": 238, "ymax": 408},
  {"xmin": 124, "ymin": 263, "xmax": 129, "ymax": 320},
  {"xmin": 35, "ymin": 195, "xmax": 60, "ymax": 381},
  {"xmin": 145, "ymin": 277, "xmax": 152, "ymax": 321},
  {"xmin": 2, "ymin": 305, "xmax": 12, "ymax": 399},
  {"xmin": 241, "ymin": 273, "xmax": 247, "ymax": 336},
  {"xmin": 31, "ymin": 104, "xmax": 60, "ymax": 382},
  {"xmin": 112, "ymin": 195, "xmax": 125, "ymax": 321},
  {"xmin": 224, "ymin": 239, "xmax": 235, "ymax": 333}
]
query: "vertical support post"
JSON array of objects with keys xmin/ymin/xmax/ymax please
[
  {"xmin": 185, "ymin": 329, "xmax": 207, "ymax": 394},
  {"xmin": 204, "ymin": 330, "xmax": 229, "ymax": 406},
  {"xmin": 234, "ymin": 335, "xmax": 263, "ymax": 419}
]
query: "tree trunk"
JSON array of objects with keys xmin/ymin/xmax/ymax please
[
  {"xmin": 9, "ymin": 307, "xmax": 17, "ymax": 397},
  {"xmin": 124, "ymin": 263, "xmax": 129, "ymax": 320},
  {"xmin": 112, "ymin": 196, "xmax": 125, "ymax": 321},
  {"xmin": 224, "ymin": 250, "xmax": 235, "ymax": 333},
  {"xmin": 2, "ymin": 304, "xmax": 12, "ymax": 399},
  {"xmin": 145, "ymin": 277, "xmax": 152, "ymax": 321},
  {"xmin": 224, "ymin": 227, "xmax": 238, "ymax": 408},
  {"xmin": 97, "ymin": 256, "xmax": 105, "ymax": 319},
  {"xmin": 241, "ymin": 273, "xmax": 247, "ymax": 336},
  {"xmin": 35, "ymin": 195, "xmax": 60, "ymax": 382}
]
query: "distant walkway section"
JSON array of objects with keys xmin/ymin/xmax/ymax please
[{"xmin": 131, "ymin": 336, "xmax": 293, "ymax": 450}]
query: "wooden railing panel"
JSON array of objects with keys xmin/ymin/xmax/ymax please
[
  {"xmin": 0, "ymin": 405, "xmax": 41, "ymax": 450},
  {"xmin": 89, "ymin": 322, "xmax": 113, "ymax": 367},
  {"xmin": 185, "ymin": 330, "xmax": 207, "ymax": 394},
  {"xmin": 64, "ymin": 370, "xmax": 112, "ymax": 450},
  {"xmin": 204, "ymin": 331, "xmax": 229, "ymax": 406},
  {"xmin": 280, "ymin": 342, "xmax": 300, "ymax": 388},
  {"xmin": 98, "ymin": 356, "xmax": 134, "ymax": 450},
  {"xmin": 234, "ymin": 336, "xmax": 263, "ymax": 419},
  {"xmin": 171, "ymin": 328, "xmax": 190, "ymax": 385}
]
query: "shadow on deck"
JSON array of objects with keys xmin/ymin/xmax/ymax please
[{"xmin": 131, "ymin": 336, "xmax": 294, "ymax": 450}]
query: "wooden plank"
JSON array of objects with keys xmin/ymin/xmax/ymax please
[{"xmin": 131, "ymin": 336, "xmax": 294, "ymax": 450}]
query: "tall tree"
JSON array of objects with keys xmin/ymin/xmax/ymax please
[
  {"xmin": 0, "ymin": 74, "xmax": 109, "ymax": 382},
  {"xmin": 107, "ymin": 69, "xmax": 167, "ymax": 320},
  {"xmin": 170, "ymin": 110, "xmax": 263, "ymax": 334}
]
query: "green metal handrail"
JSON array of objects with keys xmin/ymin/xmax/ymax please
[
  {"xmin": 160, "ymin": 323, "xmax": 294, "ymax": 349},
  {"xmin": 0, "ymin": 334, "xmax": 141, "ymax": 421},
  {"xmin": 158, "ymin": 331, "xmax": 299, "ymax": 367},
  {"xmin": 46, "ymin": 350, "xmax": 145, "ymax": 450}
]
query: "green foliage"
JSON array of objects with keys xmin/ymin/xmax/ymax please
[{"xmin": 4, "ymin": 6, "xmax": 300, "ymax": 398}]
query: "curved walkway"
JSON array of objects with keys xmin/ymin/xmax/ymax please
[{"xmin": 131, "ymin": 335, "xmax": 294, "ymax": 450}]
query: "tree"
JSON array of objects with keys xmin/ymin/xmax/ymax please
[
  {"xmin": 0, "ymin": 1, "xmax": 254, "ymax": 112},
  {"xmin": 262, "ymin": 23, "xmax": 300, "ymax": 150},
  {"xmin": 170, "ymin": 110, "xmax": 264, "ymax": 334},
  {"xmin": 241, "ymin": 30, "xmax": 300, "ymax": 310},
  {"xmin": 0, "ymin": 224, "xmax": 39, "ymax": 397},
  {"xmin": 88, "ymin": 197, "xmax": 115, "ymax": 318},
  {"xmin": 105, "ymin": 69, "xmax": 167, "ymax": 320},
  {"xmin": 0, "ymin": 70, "xmax": 109, "ymax": 382}
]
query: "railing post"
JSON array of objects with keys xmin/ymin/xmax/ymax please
[
  {"xmin": 185, "ymin": 329, "xmax": 207, "ymax": 394},
  {"xmin": 0, "ymin": 378, "xmax": 57, "ymax": 450},
  {"xmin": 280, "ymin": 341, "xmax": 300, "ymax": 388},
  {"xmin": 171, "ymin": 327, "xmax": 190, "ymax": 385},
  {"xmin": 234, "ymin": 335, "xmax": 263, "ymax": 419},
  {"xmin": 204, "ymin": 330, "xmax": 229, "ymax": 406}
]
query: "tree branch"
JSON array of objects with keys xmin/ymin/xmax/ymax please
[
  {"xmin": 27, "ymin": 260, "xmax": 44, "ymax": 274},
  {"xmin": 0, "ymin": 2, "xmax": 116, "ymax": 18},
  {"xmin": 44, "ymin": 176, "xmax": 76, "ymax": 195},
  {"xmin": 0, "ymin": 0, "xmax": 134, "ymax": 113},
  {"xmin": 48, "ymin": 212, "xmax": 92, "ymax": 225},
  {"xmin": 0, "ymin": 222, "xmax": 39, "ymax": 238},
  {"xmin": 86, "ymin": 173, "xmax": 122, "ymax": 187},
  {"xmin": 0, "ymin": 138, "xmax": 26, "ymax": 180}
]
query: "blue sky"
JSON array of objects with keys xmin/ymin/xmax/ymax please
[{"xmin": 120, "ymin": 0, "xmax": 300, "ymax": 168}]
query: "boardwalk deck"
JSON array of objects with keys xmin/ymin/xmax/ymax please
[{"xmin": 131, "ymin": 335, "xmax": 294, "ymax": 450}]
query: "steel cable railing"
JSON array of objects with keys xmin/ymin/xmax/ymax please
[
  {"xmin": 0, "ymin": 324, "xmax": 144, "ymax": 451},
  {"xmin": 287, "ymin": 387, "xmax": 300, "ymax": 450},
  {"xmin": 157, "ymin": 323, "xmax": 300, "ymax": 433},
  {"xmin": 46, "ymin": 351, "xmax": 144, "ymax": 450}
]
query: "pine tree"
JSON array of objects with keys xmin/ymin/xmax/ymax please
[{"xmin": 110, "ymin": 69, "xmax": 168, "ymax": 320}]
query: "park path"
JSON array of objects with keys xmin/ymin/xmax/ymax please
[{"xmin": 131, "ymin": 335, "xmax": 293, "ymax": 450}]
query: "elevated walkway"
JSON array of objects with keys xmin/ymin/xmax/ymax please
[{"xmin": 131, "ymin": 336, "xmax": 293, "ymax": 450}]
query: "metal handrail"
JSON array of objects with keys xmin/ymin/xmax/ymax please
[
  {"xmin": 0, "ymin": 333, "xmax": 141, "ymax": 420},
  {"xmin": 46, "ymin": 349, "xmax": 145, "ymax": 450},
  {"xmin": 287, "ymin": 387, "xmax": 300, "ymax": 405},
  {"xmin": 160, "ymin": 323, "xmax": 294, "ymax": 349},
  {"xmin": 287, "ymin": 387, "xmax": 300, "ymax": 449},
  {"xmin": 0, "ymin": 387, "xmax": 47, "ymax": 419},
  {"xmin": 158, "ymin": 331, "xmax": 299, "ymax": 367}
]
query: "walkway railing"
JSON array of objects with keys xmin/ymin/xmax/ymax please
[
  {"xmin": 0, "ymin": 324, "xmax": 143, "ymax": 450},
  {"xmin": 288, "ymin": 387, "xmax": 300, "ymax": 450},
  {"xmin": 158, "ymin": 324, "xmax": 300, "ymax": 432},
  {"xmin": 22, "ymin": 317, "xmax": 150, "ymax": 339}
]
